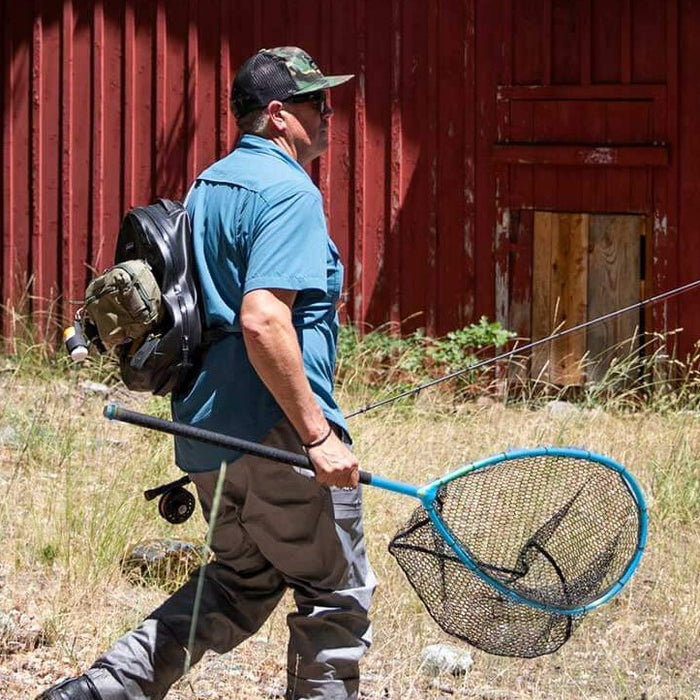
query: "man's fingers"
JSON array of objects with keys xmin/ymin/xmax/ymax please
[{"xmin": 308, "ymin": 441, "xmax": 360, "ymax": 489}]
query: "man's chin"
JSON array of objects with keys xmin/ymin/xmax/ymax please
[{"xmin": 311, "ymin": 137, "xmax": 329, "ymax": 160}]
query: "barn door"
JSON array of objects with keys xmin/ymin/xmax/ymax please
[{"xmin": 532, "ymin": 212, "xmax": 643, "ymax": 385}]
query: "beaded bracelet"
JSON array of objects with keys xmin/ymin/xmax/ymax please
[{"xmin": 302, "ymin": 424, "xmax": 333, "ymax": 450}]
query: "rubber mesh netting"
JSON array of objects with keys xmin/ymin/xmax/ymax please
[{"xmin": 388, "ymin": 454, "xmax": 642, "ymax": 657}]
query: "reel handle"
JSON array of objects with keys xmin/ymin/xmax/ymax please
[{"xmin": 144, "ymin": 475, "xmax": 191, "ymax": 501}]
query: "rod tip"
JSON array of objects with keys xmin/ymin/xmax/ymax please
[{"xmin": 104, "ymin": 403, "xmax": 117, "ymax": 420}]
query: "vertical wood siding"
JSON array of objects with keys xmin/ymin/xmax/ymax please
[
  {"xmin": 1, "ymin": 0, "xmax": 477, "ymax": 341},
  {"xmin": 2, "ymin": 0, "xmax": 699, "ymax": 357}
]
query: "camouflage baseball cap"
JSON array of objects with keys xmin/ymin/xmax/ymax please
[{"xmin": 231, "ymin": 46, "xmax": 354, "ymax": 118}]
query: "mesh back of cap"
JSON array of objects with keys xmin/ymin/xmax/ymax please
[{"xmin": 232, "ymin": 52, "xmax": 298, "ymax": 117}]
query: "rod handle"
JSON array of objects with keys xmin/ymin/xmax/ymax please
[{"xmin": 104, "ymin": 403, "xmax": 372, "ymax": 485}]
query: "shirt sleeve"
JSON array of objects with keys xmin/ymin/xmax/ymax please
[{"xmin": 244, "ymin": 189, "xmax": 328, "ymax": 295}]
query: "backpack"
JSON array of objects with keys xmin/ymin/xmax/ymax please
[{"xmin": 80, "ymin": 198, "xmax": 205, "ymax": 396}]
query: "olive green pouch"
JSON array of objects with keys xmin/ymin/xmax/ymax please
[{"xmin": 84, "ymin": 260, "xmax": 162, "ymax": 348}]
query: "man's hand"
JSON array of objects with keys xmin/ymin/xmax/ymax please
[{"xmin": 306, "ymin": 431, "xmax": 360, "ymax": 489}]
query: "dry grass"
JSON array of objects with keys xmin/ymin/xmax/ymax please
[{"xmin": 0, "ymin": 353, "xmax": 699, "ymax": 699}]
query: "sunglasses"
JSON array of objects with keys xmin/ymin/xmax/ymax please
[{"xmin": 284, "ymin": 90, "xmax": 328, "ymax": 114}]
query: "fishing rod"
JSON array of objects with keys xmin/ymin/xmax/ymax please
[
  {"xmin": 345, "ymin": 277, "xmax": 700, "ymax": 418},
  {"xmin": 131, "ymin": 277, "xmax": 700, "ymax": 524}
]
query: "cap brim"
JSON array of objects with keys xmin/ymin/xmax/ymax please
[{"xmin": 293, "ymin": 74, "xmax": 355, "ymax": 95}]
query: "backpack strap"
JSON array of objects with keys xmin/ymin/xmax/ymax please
[
  {"xmin": 201, "ymin": 324, "xmax": 239, "ymax": 348},
  {"xmin": 183, "ymin": 181, "xmax": 197, "ymax": 207},
  {"xmin": 183, "ymin": 182, "xmax": 240, "ymax": 347}
]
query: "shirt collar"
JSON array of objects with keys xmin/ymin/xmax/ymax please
[{"xmin": 237, "ymin": 134, "xmax": 310, "ymax": 179}]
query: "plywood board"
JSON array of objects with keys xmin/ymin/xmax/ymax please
[
  {"xmin": 587, "ymin": 215, "xmax": 642, "ymax": 382},
  {"xmin": 552, "ymin": 213, "xmax": 588, "ymax": 385},
  {"xmin": 532, "ymin": 211, "xmax": 554, "ymax": 379},
  {"xmin": 532, "ymin": 212, "xmax": 588, "ymax": 385}
]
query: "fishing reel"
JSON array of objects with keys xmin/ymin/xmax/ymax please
[{"xmin": 144, "ymin": 475, "xmax": 195, "ymax": 524}]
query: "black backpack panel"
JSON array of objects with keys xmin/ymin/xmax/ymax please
[{"xmin": 114, "ymin": 198, "xmax": 202, "ymax": 396}]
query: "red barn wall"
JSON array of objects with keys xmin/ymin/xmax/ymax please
[{"xmin": 2, "ymin": 0, "xmax": 699, "ymax": 357}]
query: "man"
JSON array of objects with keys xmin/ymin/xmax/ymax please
[{"xmin": 38, "ymin": 46, "xmax": 376, "ymax": 700}]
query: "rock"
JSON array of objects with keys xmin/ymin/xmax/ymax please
[
  {"xmin": 543, "ymin": 400, "xmax": 580, "ymax": 418},
  {"xmin": 0, "ymin": 425, "xmax": 19, "ymax": 446},
  {"xmin": 78, "ymin": 380, "xmax": 111, "ymax": 397},
  {"xmin": 420, "ymin": 643, "xmax": 474, "ymax": 677},
  {"xmin": 121, "ymin": 538, "xmax": 206, "ymax": 591},
  {"xmin": 0, "ymin": 609, "xmax": 45, "ymax": 654}
]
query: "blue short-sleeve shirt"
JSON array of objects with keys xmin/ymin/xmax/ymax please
[{"xmin": 171, "ymin": 135, "xmax": 348, "ymax": 472}]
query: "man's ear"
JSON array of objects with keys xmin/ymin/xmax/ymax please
[{"xmin": 266, "ymin": 101, "xmax": 287, "ymax": 133}]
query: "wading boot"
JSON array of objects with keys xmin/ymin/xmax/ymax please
[{"xmin": 36, "ymin": 675, "xmax": 101, "ymax": 700}]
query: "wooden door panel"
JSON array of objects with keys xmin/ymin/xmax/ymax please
[
  {"xmin": 533, "ymin": 212, "xmax": 588, "ymax": 385},
  {"xmin": 587, "ymin": 215, "xmax": 641, "ymax": 381}
]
